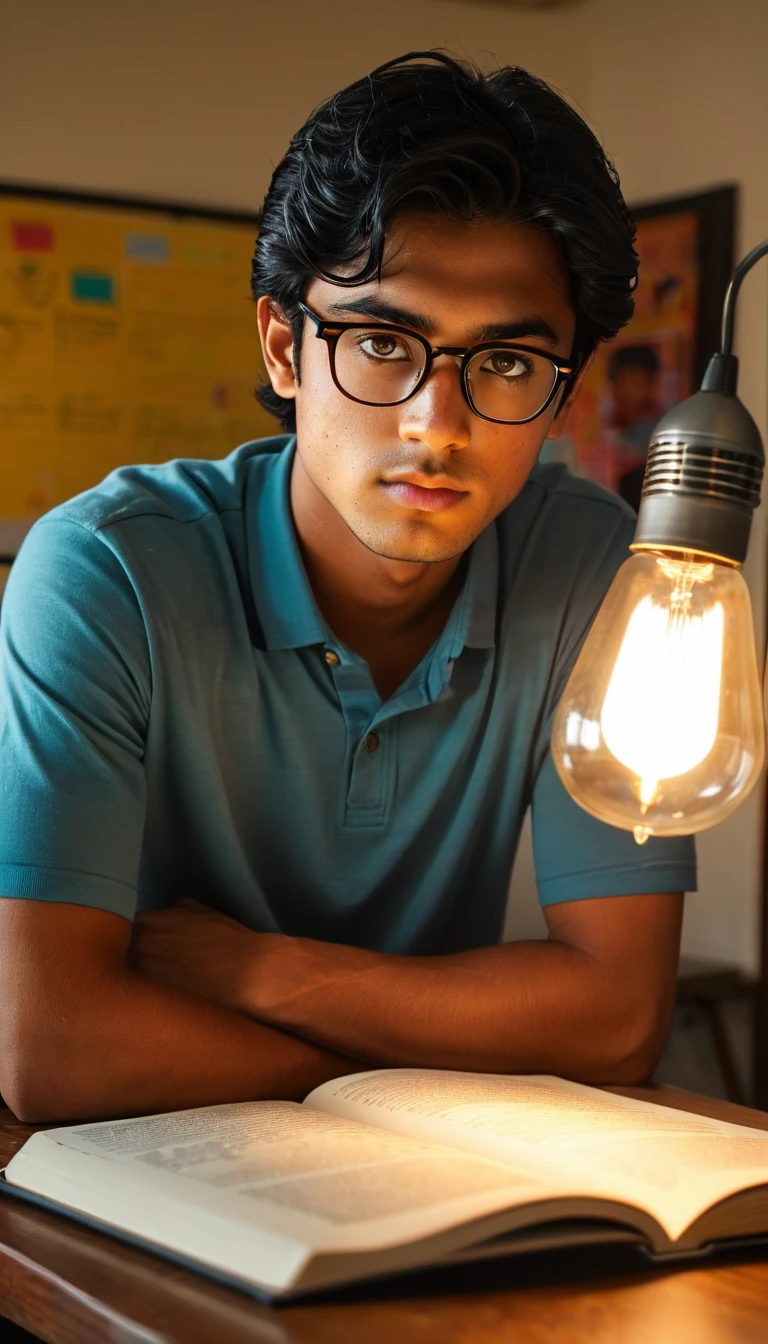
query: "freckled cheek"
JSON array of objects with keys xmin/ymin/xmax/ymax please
[
  {"xmin": 480, "ymin": 426, "xmax": 543, "ymax": 505},
  {"xmin": 296, "ymin": 386, "xmax": 396, "ymax": 498}
]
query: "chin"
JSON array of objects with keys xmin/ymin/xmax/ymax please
[{"xmin": 349, "ymin": 518, "xmax": 475, "ymax": 564}]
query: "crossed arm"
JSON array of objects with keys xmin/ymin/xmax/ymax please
[{"xmin": 0, "ymin": 889, "xmax": 683, "ymax": 1123}]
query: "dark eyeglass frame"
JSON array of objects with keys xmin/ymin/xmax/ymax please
[{"xmin": 299, "ymin": 302, "xmax": 578, "ymax": 425}]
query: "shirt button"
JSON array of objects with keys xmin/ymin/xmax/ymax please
[
  {"xmin": 324, "ymin": 649, "xmax": 340, "ymax": 666},
  {"xmin": 365, "ymin": 731, "xmax": 380, "ymax": 753}
]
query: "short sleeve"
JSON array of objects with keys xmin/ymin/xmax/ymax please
[
  {"xmin": 532, "ymin": 742, "xmax": 697, "ymax": 905},
  {"xmin": 0, "ymin": 518, "xmax": 150, "ymax": 919}
]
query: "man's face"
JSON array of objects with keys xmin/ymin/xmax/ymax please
[{"xmin": 260, "ymin": 213, "xmax": 578, "ymax": 564}]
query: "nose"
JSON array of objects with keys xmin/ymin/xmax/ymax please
[{"xmin": 398, "ymin": 355, "xmax": 472, "ymax": 454}]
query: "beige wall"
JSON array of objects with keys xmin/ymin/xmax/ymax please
[
  {"xmin": 1, "ymin": 0, "xmax": 590, "ymax": 209},
  {"xmin": 3, "ymin": 0, "xmax": 767, "ymax": 970}
]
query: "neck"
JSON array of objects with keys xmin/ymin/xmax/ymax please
[{"xmin": 289, "ymin": 451, "xmax": 464, "ymax": 652}]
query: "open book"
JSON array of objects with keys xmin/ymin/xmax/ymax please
[{"xmin": 5, "ymin": 1069, "xmax": 768, "ymax": 1301}]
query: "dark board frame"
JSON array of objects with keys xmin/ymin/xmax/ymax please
[
  {"xmin": 0, "ymin": 178, "xmax": 260, "ymax": 228},
  {"xmin": 630, "ymin": 183, "xmax": 737, "ymax": 389}
]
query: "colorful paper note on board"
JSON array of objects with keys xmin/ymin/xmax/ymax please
[
  {"xmin": 70, "ymin": 272, "xmax": 116, "ymax": 304},
  {"xmin": 125, "ymin": 233, "xmax": 170, "ymax": 263},
  {"xmin": 11, "ymin": 221, "xmax": 55, "ymax": 252}
]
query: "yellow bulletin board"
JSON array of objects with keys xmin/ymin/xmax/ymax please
[{"xmin": 0, "ymin": 185, "xmax": 278, "ymax": 533}]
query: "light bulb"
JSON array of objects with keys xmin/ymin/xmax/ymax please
[{"xmin": 552, "ymin": 551, "xmax": 764, "ymax": 844}]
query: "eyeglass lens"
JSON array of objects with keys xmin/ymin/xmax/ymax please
[{"xmin": 332, "ymin": 327, "xmax": 558, "ymax": 422}]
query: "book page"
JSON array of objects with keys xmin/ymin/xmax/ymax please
[
  {"xmin": 7, "ymin": 1100, "xmax": 565, "ymax": 1282},
  {"xmin": 306, "ymin": 1070, "xmax": 768, "ymax": 1242}
]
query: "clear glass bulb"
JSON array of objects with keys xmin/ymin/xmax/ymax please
[{"xmin": 552, "ymin": 551, "xmax": 764, "ymax": 844}]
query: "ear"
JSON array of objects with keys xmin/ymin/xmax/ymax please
[
  {"xmin": 545, "ymin": 356, "xmax": 593, "ymax": 440},
  {"xmin": 256, "ymin": 296, "xmax": 298, "ymax": 402}
]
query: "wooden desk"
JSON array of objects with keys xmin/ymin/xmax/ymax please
[{"xmin": 1, "ymin": 1086, "xmax": 768, "ymax": 1344}]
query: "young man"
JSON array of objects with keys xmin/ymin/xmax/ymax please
[{"xmin": 0, "ymin": 53, "xmax": 695, "ymax": 1122}]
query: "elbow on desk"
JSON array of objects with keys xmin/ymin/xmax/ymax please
[
  {"xmin": 0, "ymin": 1062, "xmax": 77, "ymax": 1126},
  {"xmin": 589, "ymin": 1048, "xmax": 658, "ymax": 1088},
  {"xmin": 0, "ymin": 900, "xmax": 137, "ymax": 1124},
  {"xmin": 0, "ymin": 1069, "xmax": 101, "ymax": 1127},
  {"xmin": 0, "ymin": 1023, "xmax": 95, "ymax": 1125},
  {"xmin": 568, "ymin": 1001, "xmax": 671, "ymax": 1088}
]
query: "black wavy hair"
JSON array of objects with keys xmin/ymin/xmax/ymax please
[{"xmin": 252, "ymin": 50, "xmax": 638, "ymax": 430}]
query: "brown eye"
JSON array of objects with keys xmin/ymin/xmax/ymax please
[
  {"xmin": 481, "ymin": 351, "xmax": 531, "ymax": 378},
  {"xmin": 371, "ymin": 336, "xmax": 398, "ymax": 356},
  {"xmin": 358, "ymin": 332, "xmax": 412, "ymax": 361}
]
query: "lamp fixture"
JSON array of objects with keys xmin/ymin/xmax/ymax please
[{"xmin": 552, "ymin": 240, "xmax": 768, "ymax": 845}]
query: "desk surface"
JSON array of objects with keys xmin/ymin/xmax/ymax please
[{"xmin": 1, "ymin": 1085, "xmax": 768, "ymax": 1344}]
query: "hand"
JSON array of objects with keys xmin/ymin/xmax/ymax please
[
  {"xmin": 128, "ymin": 899, "xmax": 287, "ymax": 1014},
  {"xmin": 129, "ymin": 899, "xmax": 384, "ymax": 1062}
]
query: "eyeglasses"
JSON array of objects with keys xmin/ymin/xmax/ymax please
[{"xmin": 299, "ymin": 302, "xmax": 577, "ymax": 426}]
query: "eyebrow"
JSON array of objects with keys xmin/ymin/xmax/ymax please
[
  {"xmin": 325, "ymin": 296, "xmax": 560, "ymax": 346},
  {"xmin": 326, "ymin": 296, "xmax": 434, "ymax": 330},
  {"xmin": 472, "ymin": 318, "xmax": 559, "ymax": 345}
]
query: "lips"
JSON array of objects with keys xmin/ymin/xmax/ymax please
[{"xmin": 381, "ymin": 480, "xmax": 468, "ymax": 513}]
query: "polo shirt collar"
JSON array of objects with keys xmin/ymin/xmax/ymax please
[
  {"xmin": 249, "ymin": 437, "xmax": 498, "ymax": 655},
  {"xmin": 249, "ymin": 439, "xmax": 326, "ymax": 650},
  {"xmin": 450, "ymin": 520, "xmax": 498, "ymax": 654}
]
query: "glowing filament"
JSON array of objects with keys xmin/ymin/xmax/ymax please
[{"xmin": 601, "ymin": 594, "xmax": 724, "ymax": 799}]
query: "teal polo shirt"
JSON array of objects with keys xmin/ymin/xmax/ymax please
[{"xmin": 0, "ymin": 435, "xmax": 696, "ymax": 952}]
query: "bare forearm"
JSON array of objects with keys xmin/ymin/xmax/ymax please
[
  {"xmin": 127, "ymin": 893, "xmax": 683, "ymax": 1088},
  {"xmin": 0, "ymin": 908, "xmax": 359, "ymax": 1123},
  {"xmin": 18, "ymin": 975, "xmax": 358, "ymax": 1123},
  {"xmin": 243, "ymin": 895, "xmax": 683, "ymax": 1082},
  {"xmin": 246, "ymin": 940, "xmax": 638, "ymax": 1076}
]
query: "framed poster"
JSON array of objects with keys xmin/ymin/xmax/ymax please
[
  {"xmin": 547, "ymin": 186, "xmax": 736, "ymax": 509},
  {"xmin": 0, "ymin": 183, "xmax": 276, "ymax": 555}
]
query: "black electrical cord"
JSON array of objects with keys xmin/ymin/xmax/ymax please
[{"xmin": 721, "ymin": 238, "xmax": 768, "ymax": 356}]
